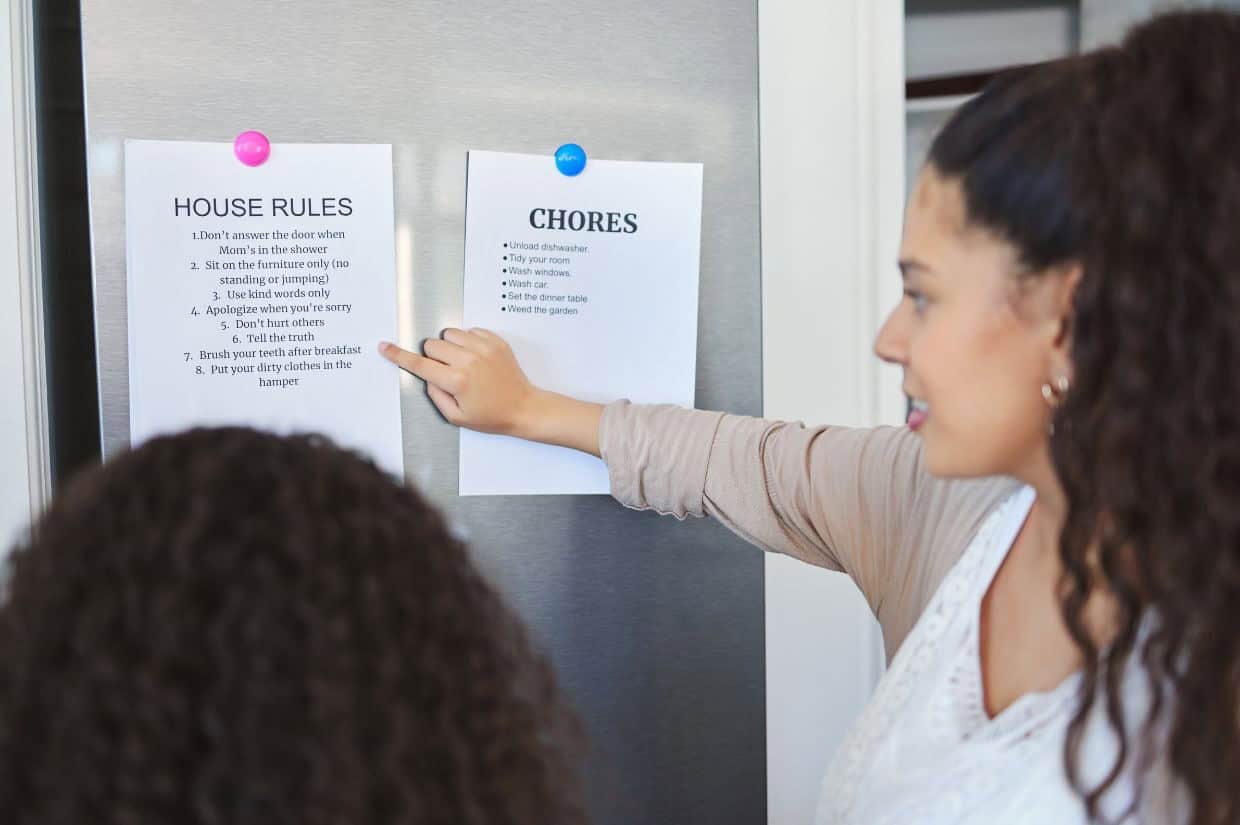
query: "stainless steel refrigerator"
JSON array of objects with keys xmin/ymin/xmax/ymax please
[{"xmin": 80, "ymin": 3, "xmax": 765, "ymax": 823}]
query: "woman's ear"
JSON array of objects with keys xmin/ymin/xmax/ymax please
[
  {"xmin": 1019, "ymin": 260, "xmax": 1080, "ymax": 378},
  {"xmin": 1045, "ymin": 262, "xmax": 1081, "ymax": 375},
  {"xmin": 1053, "ymin": 262, "xmax": 1081, "ymax": 331}
]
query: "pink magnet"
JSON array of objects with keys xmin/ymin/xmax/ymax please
[{"xmin": 233, "ymin": 130, "xmax": 271, "ymax": 167}]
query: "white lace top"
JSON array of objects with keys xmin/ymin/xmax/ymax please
[{"xmin": 815, "ymin": 487, "xmax": 1183, "ymax": 825}]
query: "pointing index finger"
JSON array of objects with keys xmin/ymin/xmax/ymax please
[{"xmin": 378, "ymin": 341, "xmax": 460, "ymax": 393}]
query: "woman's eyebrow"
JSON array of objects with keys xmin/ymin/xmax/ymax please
[{"xmin": 897, "ymin": 258, "xmax": 934, "ymax": 280}]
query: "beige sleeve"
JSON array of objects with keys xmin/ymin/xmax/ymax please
[{"xmin": 598, "ymin": 400, "xmax": 1020, "ymax": 656}]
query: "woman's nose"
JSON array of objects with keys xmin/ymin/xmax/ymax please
[{"xmin": 873, "ymin": 304, "xmax": 908, "ymax": 366}]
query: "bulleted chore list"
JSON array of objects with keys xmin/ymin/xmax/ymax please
[{"xmin": 461, "ymin": 150, "xmax": 703, "ymax": 496}]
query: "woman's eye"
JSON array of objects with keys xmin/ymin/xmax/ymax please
[{"xmin": 904, "ymin": 289, "xmax": 930, "ymax": 314}]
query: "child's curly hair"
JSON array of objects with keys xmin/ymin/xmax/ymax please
[{"xmin": 0, "ymin": 427, "xmax": 587, "ymax": 825}]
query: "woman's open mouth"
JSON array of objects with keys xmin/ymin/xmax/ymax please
[{"xmin": 907, "ymin": 398, "xmax": 930, "ymax": 431}]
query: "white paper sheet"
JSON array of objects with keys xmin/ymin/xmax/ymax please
[
  {"xmin": 124, "ymin": 140, "xmax": 404, "ymax": 478},
  {"xmin": 460, "ymin": 150, "xmax": 703, "ymax": 495}
]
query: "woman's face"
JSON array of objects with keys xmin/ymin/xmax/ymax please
[{"xmin": 874, "ymin": 166, "xmax": 1070, "ymax": 480}]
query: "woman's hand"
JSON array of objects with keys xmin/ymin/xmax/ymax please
[
  {"xmin": 379, "ymin": 328, "xmax": 533, "ymax": 435},
  {"xmin": 379, "ymin": 330, "xmax": 604, "ymax": 457}
]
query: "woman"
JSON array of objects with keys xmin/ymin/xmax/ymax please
[
  {"xmin": 0, "ymin": 428, "xmax": 586, "ymax": 825},
  {"xmin": 381, "ymin": 9, "xmax": 1239, "ymax": 825}
]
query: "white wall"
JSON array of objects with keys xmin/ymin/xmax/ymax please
[
  {"xmin": 758, "ymin": 1, "xmax": 906, "ymax": 822},
  {"xmin": 1, "ymin": 0, "xmax": 47, "ymax": 550}
]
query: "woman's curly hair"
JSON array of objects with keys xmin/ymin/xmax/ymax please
[
  {"xmin": 0, "ymin": 427, "xmax": 587, "ymax": 825},
  {"xmin": 929, "ymin": 9, "xmax": 1240, "ymax": 825}
]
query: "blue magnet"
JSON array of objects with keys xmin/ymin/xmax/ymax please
[{"xmin": 555, "ymin": 143, "xmax": 587, "ymax": 177}]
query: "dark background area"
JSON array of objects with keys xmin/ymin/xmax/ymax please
[{"xmin": 33, "ymin": 0, "xmax": 101, "ymax": 485}]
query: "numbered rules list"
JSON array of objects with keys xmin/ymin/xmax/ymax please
[{"xmin": 124, "ymin": 140, "xmax": 404, "ymax": 477}]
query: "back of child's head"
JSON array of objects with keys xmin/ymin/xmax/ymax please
[{"xmin": 0, "ymin": 427, "xmax": 586, "ymax": 825}]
